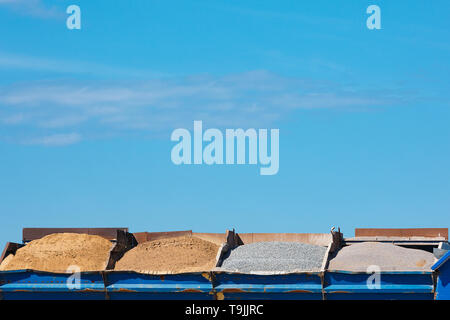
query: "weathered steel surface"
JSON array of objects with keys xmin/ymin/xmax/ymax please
[
  {"xmin": 132, "ymin": 232, "xmax": 148, "ymax": 244},
  {"xmin": 355, "ymin": 228, "xmax": 448, "ymax": 240},
  {"xmin": 0, "ymin": 242, "xmax": 24, "ymax": 263},
  {"xmin": 106, "ymin": 231, "xmax": 138, "ymax": 270},
  {"xmin": 323, "ymin": 270, "xmax": 434, "ymax": 300},
  {"xmin": 193, "ymin": 232, "xmax": 228, "ymax": 246},
  {"xmin": 214, "ymin": 230, "xmax": 239, "ymax": 268},
  {"xmin": 104, "ymin": 271, "xmax": 214, "ymax": 300},
  {"xmin": 133, "ymin": 231, "xmax": 229, "ymax": 245},
  {"xmin": 0, "ymin": 269, "xmax": 439, "ymax": 300},
  {"xmin": 132, "ymin": 230, "xmax": 193, "ymax": 243},
  {"xmin": 432, "ymin": 251, "xmax": 450, "ymax": 300},
  {"xmin": 22, "ymin": 228, "xmax": 129, "ymax": 243},
  {"xmin": 212, "ymin": 272, "xmax": 323, "ymax": 300},
  {"xmin": 0, "ymin": 270, "xmax": 106, "ymax": 300},
  {"xmin": 236, "ymin": 233, "xmax": 332, "ymax": 247}
]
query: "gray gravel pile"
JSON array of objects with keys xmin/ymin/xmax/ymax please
[
  {"xmin": 219, "ymin": 241, "xmax": 328, "ymax": 273},
  {"xmin": 328, "ymin": 242, "xmax": 435, "ymax": 271}
]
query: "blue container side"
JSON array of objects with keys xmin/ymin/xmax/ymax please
[
  {"xmin": 104, "ymin": 271, "xmax": 215, "ymax": 300},
  {"xmin": 325, "ymin": 292, "xmax": 434, "ymax": 300},
  {"xmin": 324, "ymin": 270, "xmax": 434, "ymax": 300},
  {"xmin": 0, "ymin": 270, "xmax": 105, "ymax": 300},
  {"xmin": 435, "ymin": 261, "xmax": 450, "ymax": 300},
  {"xmin": 432, "ymin": 250, "xmax": 450, "ymax": 270},
  {"xmin": 213, "ymin": 272, "xmax": 323, "ymax": 300}
]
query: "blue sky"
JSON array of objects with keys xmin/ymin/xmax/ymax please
[{"xmin": 0, "ymin": 1, "xmax": 449, "ymax": 245}]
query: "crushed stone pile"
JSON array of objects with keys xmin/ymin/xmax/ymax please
[
  {"xmin": 328, "ymin": 242, "xmax": 435, "ymax": 271},
  {"xmin": 0, "ymin": 233, "xmax": 113, "ymax": 272},
  {"xmin": 114, "ymin": 236, "xmax": 220, "ymax": 273},
  {"xmin": 218, "ymin": 241, "xmax": 328, "ymax": 273}
]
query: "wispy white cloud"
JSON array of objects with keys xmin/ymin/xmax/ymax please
[
  {"xmin": 0, "ymin": 52, "xmax": 165, "ymax": 78},
  {"xmin": 0, "ymin": 70, "xmax": 408, "ymax": 146},
  {"xmin": 0, "ymin": 0, "xmax": 63, "ymax": 19},
  {"xmin": 25, "ymin": 133, "xmax": 82, "ymax": 146}
]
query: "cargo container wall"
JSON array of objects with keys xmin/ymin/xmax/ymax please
[
  {"xmin": 212, "ymin": 272, "xmax": 324, "ymax": 300},
  {"xmin": 0, "ymin": 270, "xmax": 106, "ymax": 300},
  {"xmin": 323, "ymin": 271, "xmax": 434, "ymax": 300},
  {"xmin": 104, "ymin": 271, "xmax": 214, "ymax": 300},
  {"xmin": 212, "ymin": 231, "xmax": 338, "ymax": 300},
  {"xmin": 432, "ymin": 250, "xmax": 450, "ymax": 300},
  {"xmin": 103, "ymin": 230, "xmax": 232, "ymax": 300}
]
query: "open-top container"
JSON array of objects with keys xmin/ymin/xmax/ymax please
[
  {"xmin": 211, "ymin": 229, "xmax": 342, "ymax": 300},
  {"xmin": 103, "ymin": 229, "xmax": 236, "ymax": 300},
  {"xmin": 0, "ymin": 228, "xmax": 134, "ymax": 300},
  {"xmin": 323, "ymin": 228, "xmax": 446, "ymax": 300}
]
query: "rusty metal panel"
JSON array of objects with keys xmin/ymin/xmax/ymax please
[
  {"xmin": 106, "ymin": 231, "xmax": 138, "ymax": 270},
  {"xmin": 22, "ymin": 228, "xmax": 129, "ymax": 243},
  {"xmin": 0, "ymin": 242, "xmax": 24, "ymax": 264},
  {"xmin": 212, "ymin": 272, "xmax": 323, "ymax": 300},
  {"xmin": 104, "ymin": 271, "xmax": 214, "ymax": 300},
  {"xmin": 355, "ymin": 228, "xmax": 448, "ymax": 240},
  {"xmin": 213, "ymin": 230, "xmax": 239, "ymax": 268},
  {"xmin": 132, "ymin": 232, "xmax": 148, "ymax": 244},
  {"xmin": 133, "ymin": 230, "xmax": 231, "ymax": 245},
  {"xmin": 236, "ymin": 233, "xmax": 332, "ymax": 247},
  {"xmin": 193, "ymin": 232, "xmax": 227, "ymax": 245},
  {"xmin": 145, "ymin": 230, "xmax": 192, "ymax": 242}
]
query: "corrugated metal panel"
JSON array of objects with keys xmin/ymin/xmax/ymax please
[
  {"xmin": 323, "ymin": 271, "xmax": 434, "ymax": 300},
  {"xmin": 0, "ymin": 270, "xmax": 105, "ymax": 300},
  {"xmin": 104, "ymin": 271, "xmax": 215, "ymax": 300},
  {"xmin": 213, "ymin": 272, "xmax": 323, "ymax": 300}
]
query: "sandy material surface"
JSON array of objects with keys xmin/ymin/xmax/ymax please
[
  {"xmin": 328, "ymin": 242, "xmax": 435, "ymax": 271},
  {"xmin": 114, "ymin": 236, "xmax": 220, "ymax": 273},
  {"xmin": 0, "ymin": 233, "xmax": 113, "ymax": 272},
  {"xmin": 0, "ymin": 253, "xmax": 14, "ymax": 270}
]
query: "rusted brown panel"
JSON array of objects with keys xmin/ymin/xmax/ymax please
[
  {"xmin": 146, "ymin": 230, "xmax": 192, "ymax": 242},
  {"xmin": 132, "ymin": 232, "xmax": 149, "ymax": 244},
  {"xmin": 355, "ymin": 228, "xmax": 448, "ymax": 240},
  {"xmin": 88, "ymin": 228, "xmax": 129, "ymax": 240},
  {"xmin": 179, "ymin": 289, "xmax": 203, "ymax": 293},
  {"xmin": 221, "ymin": 288, "xmax": 246, "ymax": 293},
  {"xmin": 0, "ymin": 242, "xmax": 24, "ymax": 263},
  {"xmin": 193, "ymin": 232, "xmax": 227, "ymax": 245},
  {"xmin": 214, "ymin": 230, "xmax": 238, "ymax": 268},
  {"xmin": 236, "ymin": 233, "xmax": 332, "ymax": 246},
  {"xmin": 106, "ymin": 231, "xmax": 137, "ymax": 270},
  {"xmin": 225, "ymin": 229, "xmax": 240, "ymax": 249},
  {"xmin": 236, "ymin": 233, "xmax": 254, "ymax": 244},
  {"xmin": 22, "ymin": 228, "xmax": 128, "ymax": 242},
  {"xmin": 115, "ymin": 288, "xmax": 138, "ymax": 293}
]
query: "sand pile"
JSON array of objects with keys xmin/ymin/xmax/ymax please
[
  {"xmin": 114, "ymin": 236, "xmax": 220, "ymax": 273},
  {"xmin": 328, "ymin": 242, "xmax": 435, "ymax": 271},
  {"xmin": 0, "ymin": 233, "xmax": 113, "ymax": 272}
]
